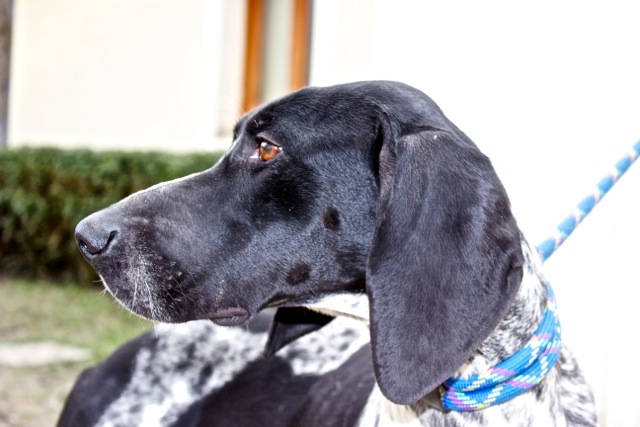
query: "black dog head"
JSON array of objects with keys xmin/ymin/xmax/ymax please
[{"xmin": 75, "ymin": 81, "xmax": 523, "ymax": 405}]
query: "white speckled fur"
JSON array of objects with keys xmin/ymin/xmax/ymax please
[{"xmin": 95, "ymin": 316, "xmax": 368, "ymax": 427}]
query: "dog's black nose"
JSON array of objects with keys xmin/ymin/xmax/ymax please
[{"xmin": 75, "ymin": 217, "xmax": 118, "ymax": 256}]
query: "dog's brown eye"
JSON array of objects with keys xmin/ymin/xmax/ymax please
[{"xmin": 258, "ymin": 141, "xmax": 282, "ymax": 161}]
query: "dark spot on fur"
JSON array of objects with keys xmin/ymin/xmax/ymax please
[
  {"xmin": 197, "ymin": 365, "xmax": 213, "ymax": 389},
  {"xmin": 323, "ymin": 207, "xmax": 341, "ymax": 231},
  {"xmin": 175, "ymin": 343, "xmax": 197, "ymax": 371},
  {"xmin": 286, "ymin": 264, "xmax": 311, "ymax": 285}
]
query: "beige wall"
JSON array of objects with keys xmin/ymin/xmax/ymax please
[{"xmin": 8, "ymin": 0, "xmax": 245, "ymax": 152}]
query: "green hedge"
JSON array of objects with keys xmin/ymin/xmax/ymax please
[{"xmin": 0, "ymin": 147, "xmax": 224, "ymax": 284}]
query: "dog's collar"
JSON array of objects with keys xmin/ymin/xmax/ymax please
[{"xmin": 440, "ymin": 282, "xmax": 561, "ymax": 412}]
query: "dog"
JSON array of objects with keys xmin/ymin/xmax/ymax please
[{"xmin": 63, "ymin": 81, "xmax": 597, "ymax": 426}]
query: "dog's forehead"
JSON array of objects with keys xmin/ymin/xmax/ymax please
[
  {"xmin": 235, "ymin": 93, "xmax": 380, "ymax": 152},
  {"xmin": 241, "ymin": 84, "xmax": 385, "ymax": 128},
  {"xmin": 235, "ymin": 81, "xmax": 450, "ymax": 139}
]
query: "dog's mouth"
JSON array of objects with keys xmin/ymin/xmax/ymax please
[{"xmin": 209, "ymin": 307, "xmax": 251, "ymax": 326}]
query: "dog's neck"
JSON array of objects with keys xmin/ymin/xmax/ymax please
[
  {"xmin": 471, "ymin": 240, "xmax": 548, "ymax": 371},
  {"xmin": 304, "ymin": 238, "xmax": 549, "ymax": 393}
]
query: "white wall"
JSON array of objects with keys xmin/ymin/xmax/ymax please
[
  {"xmin": 8, "ymin": 0, "xmax": 244, "ymax": 152},
  {"xmin": 311, "ymin": 2, "xmax": 640, "ymax": 426}
]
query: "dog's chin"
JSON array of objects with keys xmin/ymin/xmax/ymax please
[
  {"xmin": 98, "ymin": 275, "xmax": 185, "ymax": 323},
  {"xmin": 99, "ymin": 274, "xmax": 254, "ymax": 326},
  {"xmin": 112, "ymin": 294, "xmax": 251, "ymax": 326}
]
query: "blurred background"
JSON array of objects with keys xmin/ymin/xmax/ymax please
[{"xmin": 1, "ymin": 1, "xmax": 639, "ymax": 426}]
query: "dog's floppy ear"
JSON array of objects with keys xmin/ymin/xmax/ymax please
[
  {"xmin": 367, "ymin": 112, "xmax": 524, "ymax": 405},
  {"xmin": 264, "ymin": 307, "xmax": 335, "ymax": 357}
]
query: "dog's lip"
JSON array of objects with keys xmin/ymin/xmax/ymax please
[{"xmin": 209, "ymin": 307, "xmax": 251, "ymax": 326}]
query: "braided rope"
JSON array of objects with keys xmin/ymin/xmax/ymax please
[
  {"xmin": 442, "ymin": 283, "xmax": 561, "ymax": 411},
  {"xmin": 537, "ymin": 140, "xmax": 640, "ymax": 261}
]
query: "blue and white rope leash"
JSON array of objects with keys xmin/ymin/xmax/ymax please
[
  {"xmin": 442, "ymin": 140, "xmax": 640, "ymax": 412},
  {"xmin": 537, "ymin": 139, "xmax": 640, "ymax": 262}
]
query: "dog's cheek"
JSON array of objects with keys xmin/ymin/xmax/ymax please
[
  {"xmin": 220, "ymin": 221, "xmax": 254, "ymax": 254},
  {"xmin": 250, "ymin": 162, "xmax": 319, "ymax": 226}
]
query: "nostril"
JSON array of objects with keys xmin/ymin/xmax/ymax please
[
  {"xmin": 75, "ymin": 218, "xmax": 118, "ymax": 256},
  {"xmin": 77, "ymin": 231, "xmax": 117, "ymax": 255}
]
